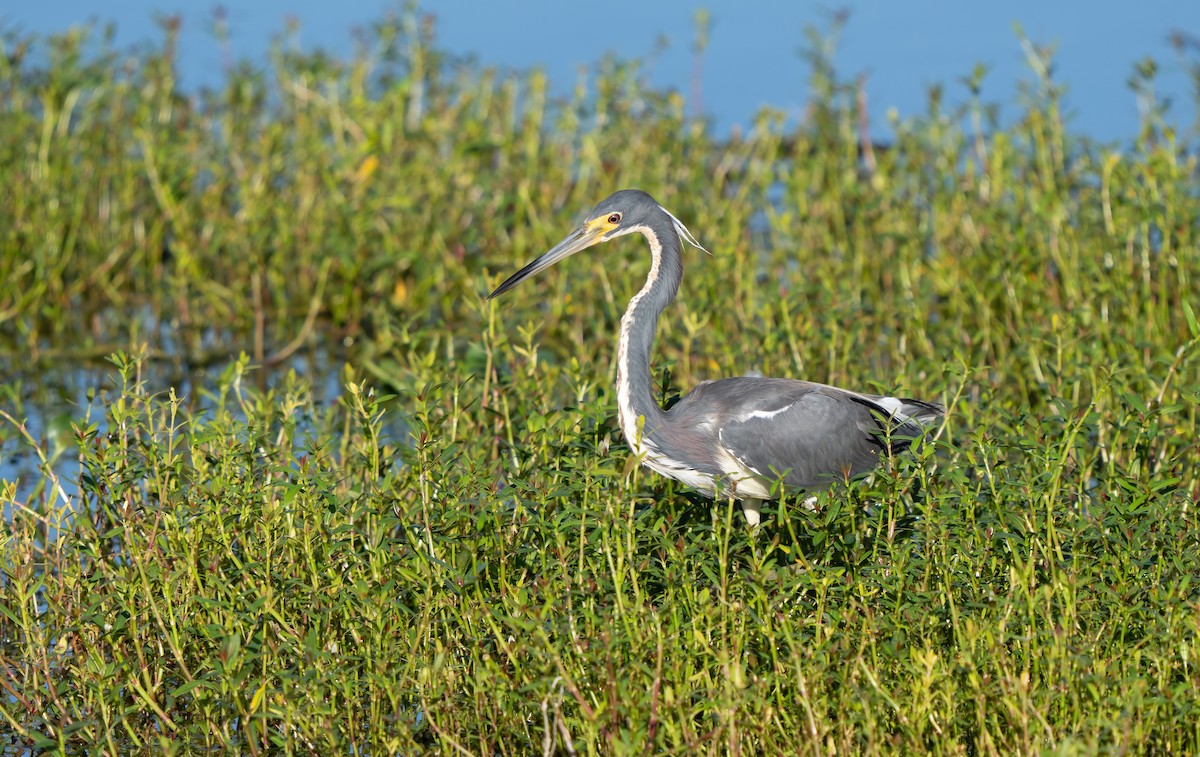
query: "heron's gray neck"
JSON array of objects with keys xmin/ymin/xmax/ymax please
[{"xmin": 616, "ymin": 216, "xmax": 683, "ymax": 455}]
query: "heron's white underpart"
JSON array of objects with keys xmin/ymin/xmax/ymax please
[
  {"xmin": 714, "ymin": 439, "xmax": 774, "ymax": 500},
  {"xmin": 642, "ymin": 455, "xmax": 718, "ymax": 492}
]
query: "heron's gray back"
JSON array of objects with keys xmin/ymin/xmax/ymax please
[{"xmin": 664, "ymin": 377, "xmax": 942, "ymax": 492}]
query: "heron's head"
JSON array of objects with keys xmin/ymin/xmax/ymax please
[{"xmin": 488, "ymin": 189, "xmax": 705, "ymax": 299}]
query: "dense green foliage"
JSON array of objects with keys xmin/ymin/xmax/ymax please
[{"xmin": 2, "ymin": 11, "xmax": 1200, "ymax": 754}]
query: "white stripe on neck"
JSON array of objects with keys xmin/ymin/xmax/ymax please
[{"xmin": 615, "ymin": 224, "xmax": 660, "ymax": 458}]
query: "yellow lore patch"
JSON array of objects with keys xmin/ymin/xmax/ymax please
[{"xmin": 585, "ymin": 216, "xmax": 619, "ymax": 236}]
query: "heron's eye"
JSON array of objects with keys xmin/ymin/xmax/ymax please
[{"xmin": 607, "ymin": 213, "xmax": 621, "ymax": 224}]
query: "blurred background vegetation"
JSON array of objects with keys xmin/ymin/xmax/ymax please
[{"xmin": 1, "ymin": 8, "xmax": 1199, "ymax": 754}]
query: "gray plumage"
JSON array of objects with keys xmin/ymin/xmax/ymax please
[
  {"xmin": 489, "ymin": 189, "xmax": 944, "ymax": 525},
  {"xmin": 668, "ymin": 377, "xmax": 942, "ymax": 488}
]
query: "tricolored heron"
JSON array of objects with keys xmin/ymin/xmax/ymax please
[{"xmin": 489, "ymin": 189, "xmax": 943, "ymax": 526}]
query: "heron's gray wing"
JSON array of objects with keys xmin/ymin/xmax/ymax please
[{"xmin": 693, "ymin": 378, "xmax": 907, "ymax": 491}]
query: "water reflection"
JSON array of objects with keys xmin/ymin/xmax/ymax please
[{"xmin": 0, "ymin": 341, "xmax": 353, "ymax": 528}]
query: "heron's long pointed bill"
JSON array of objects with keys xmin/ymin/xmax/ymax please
[{"xmin": 488, "ymin": 224, "xmax": 605, "ymax": 299}]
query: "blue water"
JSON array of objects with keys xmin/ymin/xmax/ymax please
[{"xmin": 3, "ymin": 1, "xmax": 1198, "ymax": 143}]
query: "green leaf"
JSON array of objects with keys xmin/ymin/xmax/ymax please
[
  {"xmin": 1184, "ymin": 300, "xmax": 1199, "ymax": 339},
  {"xmin": 171, "ymin": 678, "xmax": 210, "ymax": 699}
]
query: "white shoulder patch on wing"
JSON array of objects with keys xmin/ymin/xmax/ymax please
[{"xmin": 741, "ymin": 402, "xmax": 796, "ymax": 422}]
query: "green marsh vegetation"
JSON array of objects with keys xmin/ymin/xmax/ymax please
[{"xmin": 2, "ymin": 10, "xmax": 1200, "ymax": 754}]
